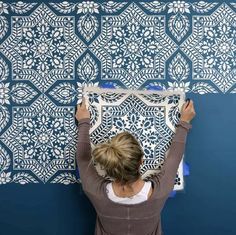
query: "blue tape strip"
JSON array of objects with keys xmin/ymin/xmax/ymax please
[
  {"xmin": 168, "ymin": 163, "xmax": 190, "ymax": 198},
  {"xmin": 146, "ymin": 85, "xmax": 163, "ymax": 91},
  {"xmin": 100, "ymin": 82, "xmax": 116, "ymax": 89},
  {"xmin": 100, "ymin": 83, "xmax": 164, "ymax": 90},
  {"xmin": 183, "ymin": 162, "xmax": 190, "ymax": 176},
  {"xmin": 169, "ymin": 190, "xmax": 177, "ymax": 198}
]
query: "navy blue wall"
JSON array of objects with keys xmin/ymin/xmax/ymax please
[
  {"xmin": 1, "ymin": 95, "xmax": 236, "ymax": 235},
  {"xmin": 163, "ymin": 94, "xmax": 236, "ymax": 235}
]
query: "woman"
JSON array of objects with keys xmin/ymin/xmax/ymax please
[{"xmin": 76, "ymin": 97, "xmax": 195, "ymax": 235}]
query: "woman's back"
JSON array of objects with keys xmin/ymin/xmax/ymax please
[
  {"xmin": 85, "ymin": 178, "xmax": 164, "ymax": 235},
  {"xmin": 106, "ymin": 180, "xmax": 152, "ymax": 204},
  {"xmin": 76, "ymin": 118, "xmax": 192, "ymax": 235}
]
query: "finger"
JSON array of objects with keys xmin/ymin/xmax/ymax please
[
  {"xmin": 184, "ymin": 100, "xmax": 193, "ymax": 109},
  {"xmin": 182, "ymin": 101, "xmax": 188, "ymax": 110},
  {"xmin": 181, "ymin": 104, "xmax": 186, "ymax": 111},
  {"xmin": 81, "ymin": 97, "xmax": 86, "ymax": 108},
  {"xmin": 188, "ymin": 100, "xmax": 193, "ymax": 108}
]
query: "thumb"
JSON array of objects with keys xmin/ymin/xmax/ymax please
[
  {"xmin": 81, "ymin": 97, "xmax": 86, "ymax": 108},
  {"xmin": 186, "ymin": 100, "xmax": 193, "ymax": 109},
  {"xmin": 182, "ymin": 101, "xmax": 188, "ymax": 111}
]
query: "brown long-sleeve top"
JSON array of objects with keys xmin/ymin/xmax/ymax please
[{"xmin": 76, "ymin": 118, "xmax": 192, "ymax": 235}]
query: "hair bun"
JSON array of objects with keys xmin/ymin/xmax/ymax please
[{"xmin": 92, "ymin": 132, "xmax": 144, "ymax": 184}]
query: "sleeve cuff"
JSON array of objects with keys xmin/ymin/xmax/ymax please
[
  {"xmin": 177, "ymin": 120, "xmax": 192, "ymax": 130},
  {"xmin": 78, "ymin": 118, "xmax": 90, "ymax": 125}
]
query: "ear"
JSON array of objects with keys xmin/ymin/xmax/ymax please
[{"xmin": 140, "ymin": 158, "xmax": 144, "ymax": 165}]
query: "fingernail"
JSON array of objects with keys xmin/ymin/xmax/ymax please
[{"xmin": 186, "ymin": 98, "xmax": 190, "ymax": 108}]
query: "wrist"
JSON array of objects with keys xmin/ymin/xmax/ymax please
[
  {"xmin": 78, "ymin": 117, "xmax": 90, "ymax": 122},
  {"xmin": 178, "ymin": 120, "xmax": 192, "ymax": 130},
  {"xmin": 180, "ymin": 118, "xmax": 190, "ymax": 123}
]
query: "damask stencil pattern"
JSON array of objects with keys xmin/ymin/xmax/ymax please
[
  {"xmin": 0, "ymin": 1, "xmax": 233, "ymax": 186},
  {"xmin": 84, "ymin": 87, "xmax": 185, "ymax": 190}
]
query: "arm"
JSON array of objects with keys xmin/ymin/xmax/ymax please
[
  {"xmin": 152, "ymin": 120, "xmax": 191, "ymax": 198},
  {"xmin": 76, "ymin": 118, "xmax": 104, "ymax": 193},
  {"xmin": 152, "ymin": 99, "xmax": 195, "ymax": 198}
]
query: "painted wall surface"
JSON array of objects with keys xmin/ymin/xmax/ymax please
[{"xmin": 1, "ymin": 1, "xmax": 236, "ymax": 235}]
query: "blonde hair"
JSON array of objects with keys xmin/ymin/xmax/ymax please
[{"xmin": 92, "ymin": 131, "xmax": 144, "ymax": 185}]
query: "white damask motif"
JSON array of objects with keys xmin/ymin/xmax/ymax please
[
  {"xmin": 84, "ymin": 87, "xmax": 185, "ymax": 190},
  {"xmin": 0, "ymin": 56, "xmax": 39, "ymax": 132},
  {"xmin": 140, "ymin": 1, "xmax": 218, "ymax": 14},
  {"xmin": 0, "ymin": 58, "xmax": 10, "ymax": 131},
  {"xmin": 76, "ymin": 53, "xmax": 100, "ymax": 104},
  {"xmin": 0, "ymin": 3, "xmax": 86, "ymax": 92},
  {"xmin": 90, "ymin": 3, "xmax": 177, "ymax": 89},
  {"xmin": 0, "ymin": 1, "xmax": 37, "ymax": 39},
  {"xmin": 167, "ymin": 53, "xmax": 190, "ymax": 92},
  {"xmin": 77, "ymin": 1, "xmax": 99, "ymax": 14},
  {"xmin": 49, "ymin": 82, "xmax": 78, "ymax": 104},
  {"xmin": 50, "ymin": 1, "xmax": 128, "ymax": 42},
  {"xmin": 140, "ymin": 1, "xmax": 218, "ymax": 43},
  {"xmin": 169, "ymin": 14, "xmax": 189, "ymax": 42},
  {"xmin": 0, "ymin": 95, "xmax": 77, "ymax": 183},
  {"xmin": 0, "ymin": 2, "xmax": 8, "ymax": 14},
  {"xmin": 1, "ymin": 1, "xmax": 233, "ymax": 186},
  {"xmin": 77, "ymin": 53, "xmax": 98, "ymax": 82},
  {"xmin": 10, "ymin": 83, "xmax": 38, "ymax": 104},
  {"xmin": 0, "ymin": 15, "xmax": 8, "ymax": 39},
  {"xmin": 77, "ymin": 14, "xmax": 99, "ymax": 42},
  {"xmin": 0, "ymin": 145, "xmax": 11, "ymax": 184},
  {"xmin": 1, "ymin": 2, "xmax": 37, "ymax": 14},
  {"xmin": 0, "ymin": 144, "xmax": 38, "ymax": 184},
  {"xmin": 50, "ymin": 1, "xmax": 127, "ymax": 14},
  {"xmin": 181, "ymin": 3, "xmax": 236, "ymax": 93},
  {"xmin": 51, "ymin": 173, "xmax": 78, "ymax": 184},
  {"xmin": 0, "ymin": 58, "xmax": 37, "ymax": 106}
]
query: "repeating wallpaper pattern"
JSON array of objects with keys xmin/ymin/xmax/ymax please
[{"xmin": 0, "ymin": 1, "xmax": 234, "ymax": 186}]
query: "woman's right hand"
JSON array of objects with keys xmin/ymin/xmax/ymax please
[
  {"xmin": 76, "ymin": 97, "xmax": 90, "ymax": 121},
  {"xmin": 180, "ymin": 100, "xmax": 196, "ymax": 123}
]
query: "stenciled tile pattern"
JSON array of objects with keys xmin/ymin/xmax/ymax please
[
  {"xmin": 0, "ymin": 1, "xmax": 234, "ymax": 185},
  {"xmin": 90, "ymin": 3, "xmax": 177, "ymax": 88},
  {"xmin": 1, "ymin": 95, "xmax": 76, "ymax": 183},
  {"xmin": 181, "ymin": 3, "xmax": 236, "ymax": 93},
  {"xmin": 84, "ymin": 87, "xmax": 185, "ymax": 190}
]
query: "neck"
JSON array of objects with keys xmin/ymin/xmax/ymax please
[
  {"xmin": 113, "ymin": 178, "xmax": 144, "ymax": 197},
  {"xmin": 115, "ymin": 177, "xmax": 142, "ymax": 186}
]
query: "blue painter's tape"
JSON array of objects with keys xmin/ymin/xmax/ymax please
[
  {"xmin": 146, "ymin": 85, "xmax": 163, "ymax": 91},
  {"xmin": 167, "ymin": 163, "xmax": 189, "ymax": 198},
  {"xmin": 100, "ymin": 82, "xmax": 116, "ymax": 89},
  {"xmin": 183, "ymin": 162, "xmax": 190, "ymax": 176},
  {"xmin": 169, "ymin": 190, "xmax": 177, "ymax": 198}
]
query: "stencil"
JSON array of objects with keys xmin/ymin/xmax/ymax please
[{"xmin": 84, "ymin": 87, "xmax": 185, "ymax": 190}]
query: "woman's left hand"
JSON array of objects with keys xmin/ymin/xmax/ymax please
[
  {"xmin": 76, "ymin": 97, "xmax": 90, "ymax": 121},
  {"xmin": 180, "ymin": 99, "xmax": 195, "ymax": 123}
]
